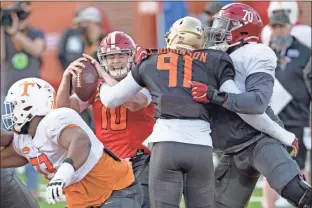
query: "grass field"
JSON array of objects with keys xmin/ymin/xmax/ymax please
[{"xmin": 17, "ymin": 174, "xmax": 293, "ymax": 208}]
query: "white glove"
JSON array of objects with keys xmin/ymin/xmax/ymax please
[
  {"xmin": 45, "ymin": 160, "xmax": 75, "ymax": 204},
  {"xmin": 46, "ymin": 179, "xmax": 65, "ymax": 204}
]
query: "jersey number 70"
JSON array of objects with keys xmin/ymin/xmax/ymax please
[{"xmin": 157, "ymin": 53, "xmax": 193, "ymax": 88}]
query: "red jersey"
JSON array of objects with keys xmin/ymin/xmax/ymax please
[{"xmin": 89, "ymin": 85, "xmax": 154, "ymax": 159}]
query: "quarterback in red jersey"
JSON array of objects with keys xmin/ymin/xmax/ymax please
[{"xmin": 56, "ymin": 31, "xmax": 154, "ymax": 208}]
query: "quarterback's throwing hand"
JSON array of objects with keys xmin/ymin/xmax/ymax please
[{"xmin": 46, "ymin": 179, "xmax": 65, "ymax": 204}]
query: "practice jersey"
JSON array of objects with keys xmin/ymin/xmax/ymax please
[
  {"xmin": 230, "ymin": 43, "xmax": 276, "ymax": 92},
  {"xmin": 88, "ymin": 81, "xmax": 154, "ymax": 158},
  {"xmin": 131, "ymin": 48, "xmax": 235, "ymax": 122},
  {"xmin": 210, "ymin": 43, "xmax": 282, "ymax": 151},
  {"xmin": 12, "ymin": 108, "xmax": 104, "ymax": 187}
]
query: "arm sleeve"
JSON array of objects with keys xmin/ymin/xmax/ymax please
[
  {"xmin": 139, "ymin": 88, "xmax": 152, "ymax": 106},
  {"xmin": 100, "ymin": 72, "xmax": 143, "ymax": 108},
  {"xmin": 219, "ymin": 79, "xmax": 295, "ymax": 146},
  {"xmin": 221, "ymin": 72, "xmax": 274, "ymax": 114}
]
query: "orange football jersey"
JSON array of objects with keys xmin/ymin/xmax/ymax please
[{"xmin": 89, "ymin": 83, "xmax": 154, "ymax": 158}]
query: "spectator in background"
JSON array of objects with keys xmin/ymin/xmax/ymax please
[
  {"xmin": 261, "ymin": 1, "xmax": 311, "ymax": 48},
  {"xmin": 58, "ymin": 6, "xmax": 105, "ymax": 70},
  {"xmin": 0, "ymin": 1, "xmax": 45, "ymax": 200},
  {"xmin": 262, "ymin": 10, "xmax": 311, "ymax": 208},
  {"xmin": 57, "ymin": 6, "xmax": 106, "ymax": 131}
]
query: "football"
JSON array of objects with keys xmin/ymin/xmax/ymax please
[{"xmin": 72, "ymin": 60, "xmax": 99, "ymax": 101}]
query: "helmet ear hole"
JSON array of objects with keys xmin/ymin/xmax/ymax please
[{"xmin": 23, "ymin": 106, "xmax": 32, "ymax": 111}]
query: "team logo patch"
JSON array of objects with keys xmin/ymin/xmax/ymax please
[
  {"xmin": 22, "ymin": 146, "xmax": 30, "ymax": 155},
  {"xmin": 196, "ymin": 26, "xmax": 202, "ymax": 33}
]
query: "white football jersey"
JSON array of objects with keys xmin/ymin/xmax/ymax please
[
  {"xmin": 12, "ymin": 108, "xmax": 104, "ymax": 187},
  {"xmin": 229, "ymin": 43, "xmax": 277, "ymax": 92}
]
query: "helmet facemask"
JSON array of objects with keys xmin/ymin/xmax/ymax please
[
  {"xmin": 97, "ymin": 48, "xmax": 135, "ymax": 80},
  {"xmin": 207, "ymin": 16, "xmax": 259, "ymax": 51},
  {"xmin": 207, "ymin": 17, "xmax": 239, "ymax": 45}
]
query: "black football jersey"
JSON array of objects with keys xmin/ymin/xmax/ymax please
[{"xmin": 131, "ymin": 48, "xmax": 235, "ymax": 121}]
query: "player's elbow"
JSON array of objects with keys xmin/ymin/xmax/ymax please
[{"xmin": 252, "ymin": 94, "xmax": 270, "ymax": 114}]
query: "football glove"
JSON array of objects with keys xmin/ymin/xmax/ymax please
[
  {"xmin": 46, "ymin": 179, "xmax": 65, "ymax": 204},
  {"xmin": 46, "ymin": 159, "xmax": 75, "ymax": 204},
  {"xmin": 134, "ymin": 44, "xmax": 148, "ymax": 64},
  {"xmin": 290, "ymin": 137, "xmax": 299, "ymax": 157},
  {"xmin": 190, "ymin": 81, "xmax": 228, "ymax": 105}
]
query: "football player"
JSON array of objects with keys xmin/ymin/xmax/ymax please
[
  {"xmin": 91, "ymin": 16, "xmax": 235, "ymax": 208},
  {"xmin": 56, "ymin": 31, "xmax": 154, "ymax": 208},
  {"xmin": 0, "ymin": 78, "xmax": 142, "ymax": 208},
  {"xmin": 190, "ymin": 3, "xmax": 312, "ymax": 208}
]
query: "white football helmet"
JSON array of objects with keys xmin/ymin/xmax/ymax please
[
  {"xmin": 2, "ymin": 78, "xmax": 56, "ymax": 132},
  {"xmin": 267, "ymin": 1, "xmax": 299, "ymax": 25},
  {"xmin": 165, "ymin": 16, "xmax": 206, "ymax": 50}
]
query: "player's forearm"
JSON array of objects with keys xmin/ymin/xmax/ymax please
[
  {"xmin": 0, "ymin": 129, "xmax": 14, "ymax": 147},
  {"xmin": 0, "ymin": 144, "xmax": 28, "ymax": 168},
  {"xmin": 100, "ymin": 73, "xmax": 142, "ymax": 108},
  {"xmin": 56, "ymin": 76, "xmax": 72, "ymax": 108},
  {"xmin": 66, "ymin": 133, "xmax": 91, "ymax": 170},
  {"xmin": 224, "ymin": 91, "xmax": 270, "ymax": 114},
  {"xmin": 220, "ymin": 73, "xmax": 274, "ymax": 114},
  {"xmin": 13, "ymin": 32, "xmax": 44, "ymax": 57},
  {"xmin": 238, "ymin": 112, "xmax": 295, "ymax": 146},
  {"xmin": 101, "ymin": 72, "xmax": 119, "ymax": 86},
  {"xmin": 124, "ymin": 92, "xmax": 148, "ymax": 112}
]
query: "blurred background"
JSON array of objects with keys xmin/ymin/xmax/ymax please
[
  {"xmin": 1, "ymin": 1, "xmax": 311, "ymax": 90},
  {"xmin": 0, "ymin": 1, "xmax": 311, "ymax": 208}
]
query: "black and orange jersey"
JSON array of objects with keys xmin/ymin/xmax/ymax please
[{"xmin": 131, "ymin": 48, "xmax": 235, "ymax": 121}]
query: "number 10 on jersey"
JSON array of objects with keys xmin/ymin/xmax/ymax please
[{"xmin": 157, "ymin": 53, "xmax": 193, "ymax": 88}]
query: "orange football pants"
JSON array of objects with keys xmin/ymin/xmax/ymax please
[{"xmin": 63, "ymin": 152, "xmax": 134, "ymax": 208}]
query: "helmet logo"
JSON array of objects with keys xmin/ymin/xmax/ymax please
[
  {"xmin": 20, "ymin": 82, "xmax": 35, "ymax": 96},
  {"xmin": 242, "ymin": 9, "xmax": 254, "ymax": 23},
  {"xmin": 196, "ymin": 26, "xmax": 202, "ymax": 33}
]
